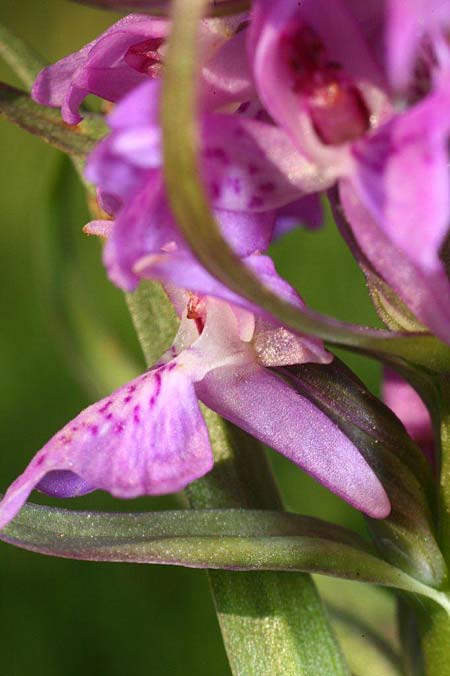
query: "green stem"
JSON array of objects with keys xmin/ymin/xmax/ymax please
[
  {"xmin": 127, "ymin": 281, "xmax": 349, "ymax": 676},
  {"xmin": 438, "ymin": 376, "xmax": 450, "ymax": 566},
  {"xmin": 417, "ymin": 600, "xmax": 450, "ymax": 676}
]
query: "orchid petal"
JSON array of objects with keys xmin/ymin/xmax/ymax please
[
  {"xmin": 339, "ymin": 180, "xmax": 450, "ymax": 344},
  {"xmin": 352, "ymin": 87, "xmax": 450, "ymax": 273},
  {"xmin": 196, "ymin": 362, "xmax": 390, "ymax": 518},
  {"xmin": 387, "ymin": 0, "xmax": 450, "ymax": 90},
  {"xmin": 36, "ymin": 471, "xmax": 95, "ymax": 498},
  {"xmin": 274, "ymin": 194, "xmax": 323, "ymax": 239},
  {"xmin": 202, "ymin": 113, "xmax": 329, "ymax": 211},
  {"xmin": 383, "ymin": 369, "xmax": 434, "ymax": 463},
  {"xmin": 201, "ymin": 26, "xmax": 256, "ymax": 109},
  {"xmin": 103, "ymin": 175, "xmax": 178, "ymax": 291},
  {"xmin": 249, "ymin": 0, "xmax": 386, "ymax": 169},
  {"xmin": 32, "ymin": 15, "xmax": 166, "ymax": 124},
  {"xmin": 0, "ymin": 364, "xmax": 213, "ymax": 529}
]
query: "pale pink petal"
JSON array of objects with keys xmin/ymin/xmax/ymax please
[
  {"xmin": 197, "ymin": 363, "xmax": 390, "ymax": 518},
  {"xmin": 0, "ymin": 364, "xmax": 213, "ymax": 529},
  {"xmin": 383, "ymin": 369, "xmax": 434, "ymax": 464}
]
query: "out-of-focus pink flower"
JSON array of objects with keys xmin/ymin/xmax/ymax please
[
  {"xmin": 387, "ymin": 0, "xmax": 450, "ymax": 91},
  {"xmin": 32, "ymin": 12, "xmax": 252, "ymax": 124},
  {"xmin": 383, "ymin": 368, "xmax": 434, "ymax": 464}
]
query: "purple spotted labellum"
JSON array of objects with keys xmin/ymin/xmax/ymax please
[{"xmin": 0, "ymin": 287, "xmax": 390, "ymax": 529}]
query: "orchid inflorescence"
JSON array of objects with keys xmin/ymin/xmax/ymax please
[{"xmin": 2, "ymin": 1, "xmax": 450, "ymax": 673}]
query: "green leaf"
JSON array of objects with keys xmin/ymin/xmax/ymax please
[
  {"xmin": 2, "ymin": 504, "xmax": 450, "ymax": 612},
  {"xmin": 278, "ymin": 359, "xmax": 447, "ymax": 589},
  {"xmin": 317, "ymin": 578, "xmax": 403, "ymax": 676},
  {"xmin": 70, "ymin": 0, "xmax": 250, "ymax": 16},
  {"xmin": 0, "ymin": 22, "xmax": 46, "ymax": 90},
  {"xmin": 0, "ymin": 83, "xmax": 107, "ymax": 158},
  {"xmin": 126, "ymin": 280, "xmax": 179, "ymax": 366},
  {"xmin": 161, "ymin": 0, "xmax": 450, "ymax": 372}
]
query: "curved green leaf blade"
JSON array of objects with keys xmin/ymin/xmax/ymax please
[
  {"xmin": 161, "ymin": 0, "xmax": 450, "ymax": 371},
  {"xmin": 2, "ymin": 503, "xmax": 450, "ymax": 613},
  {"xmin": 0, "ymin": 22, "xmax": 46, "ymax": 90},
  {"xmin": 0, "ymin": 83, "xmax": 107, "ymax": 158}
]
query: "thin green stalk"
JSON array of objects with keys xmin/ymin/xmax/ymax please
[
  {"xmin": 417, "ymin": 600, "xmax": 450, "ymax": 676},
  {"xmin": 438, "ymin": 376, "xmax": 450, "ymax": 566},
  {"xmin": 127, "ymin": 280, "xmax": 349, "ymax": 676}
]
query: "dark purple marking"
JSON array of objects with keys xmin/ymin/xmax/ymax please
[
  {"xmin": 238, "ymin": 101, "xmax": 251, "ymax": 114},
  {"xmin": 248, "ymin": 195, "xmax": 264, "ymax": 208},
  {"xmin": 36, "ymin": 455, "xmax": 46, "ymax": 466},
  {"xmin": 209, "ymin": 182, "xmax": 222, "ymax": 200},
  {"xmin": 89, "ymin": 424, "xmax": 99, "ymax": 436},
  {"xmin": 106, "ymin": 412, "xmax": 114, "ymax": 421},
  {"xmin": 204, "ymin": 147, "xmax": 230, "ymax": 165},
  {"xmin": 149, "ymin": 372, "xmax": 162, "ymax": 407},
  {"xmin": 133, "ymin": 405, "xmax": 141, "ymax": 424},
  {"xmin": 99, "ymin": 399, "xmax": 113, "ymax": 414},
  {"xmin": 127, "ymin": 384, "xmax": 137, "ymax": 394},
  {"xmin": 114, "ymin": 422, "xmax": 125, "ymax": 434},
  {"xmin": 258, "ymin": 182, "xmax": 275, "ymax": 193},
  {"xmin": 123, "ymin": 395, "xmax": 133, "ymax": 404},
  {"xmin": 248, "ymin": 164, "xmax": 259, "ymax": 176},
  {"xmin": 229, "ymin": 177, "xmax": 242, "ymax": 195}
]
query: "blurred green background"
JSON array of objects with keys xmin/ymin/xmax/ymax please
[{"xmin": 0, "ymin": 2, "xmax": 391, "ymax": 675}]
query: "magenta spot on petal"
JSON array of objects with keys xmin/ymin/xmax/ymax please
[
  {"xmin": 248, "ymin": 195, "xmax": 264, "ymax": 208},
  {"xmin": 210, "ymin": 182, "xmax": 221, "ymax": 200},
  {"xmin": 123, "ymin": 395, "xmax": 133, "ymax": 404},
  {"xmin": 228, "ymin": 177, "xmax": 241, "ymax": 195},
  {"xmin": 99, "ymin": 399, "xmax": 112, "ymax": 414},
  {"xmin": 114, "ymin": 422, "xmax": 125, "ymax": 434},
  {"xmin": 204, "ymin": 147, "xmax": 230, "ymax": 165},
  {"xmin": 127, "ymin": 384, "xmax": 137, "ymax": 394},
  {"xmin": 133, "ymin": 405, "xmax": 141, "ymax": 424},
  {"xmin": 89, "ymin": 424, "xmax": 99, "ymax": 436},
  {"xmin": 106, "ymin": 412, "xmax": 114, "ymax": 421},
  {"xmin": 36, "ymin": 455, "xmax": 46, "ymax": 466},
  {"xmin": 149, "ymin": 372, "xmax": 162, "ymax": 407}
]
